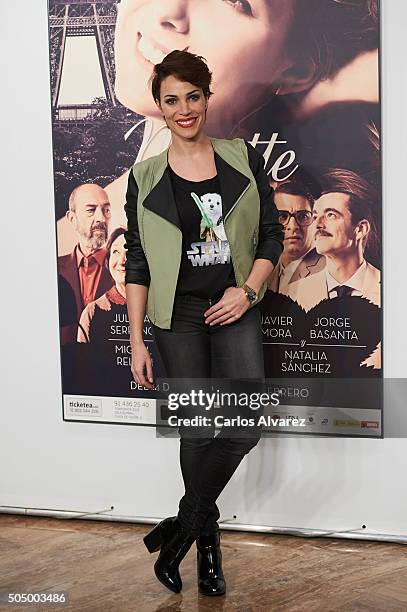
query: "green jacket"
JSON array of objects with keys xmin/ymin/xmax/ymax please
[{"xmin": 124, "ymin": 137, "xmax": 284, "ymax": 329}]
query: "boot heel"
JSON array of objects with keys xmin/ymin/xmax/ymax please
[
  {"xmin": 143, "ymin": 524, "xmax": 162, "ymax": 553},
  {"xmin": 143, "ymin": 516, "xmax": 178, "ymax": 554}
]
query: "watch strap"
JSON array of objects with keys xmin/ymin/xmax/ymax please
[{"xmin": 241, "ymin": 283, "xmax": 257, "ymax": 303}]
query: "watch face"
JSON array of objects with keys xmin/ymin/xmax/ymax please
[
  {"xmin": 247, "ymin": 290, "xmax": 256, "ymax": 303},
  {"xmin": 243, "ymin": 284, "xmax": 257, "ymax": 303}
]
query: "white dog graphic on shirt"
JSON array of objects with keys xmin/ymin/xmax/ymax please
[{"xmin": 191, "ymin": 192, "xmax": 227, "ymax": 242}]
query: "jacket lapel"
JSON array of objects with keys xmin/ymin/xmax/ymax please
[
  {"xmin": 97, "ymin": 264, "xmax": 114, "ymax": 299},
  {"xmin": 141, "ymin": 139, "xmax": 250, "ymax": 229},
  {"xmin": 143, "ymin": 166, "xmax": 182, "ymax": 230},
  {"xmin": 291, "ymin": 250, "xmax": 326, "ymax": 283},
  {"xmin": 268, "ymin": 265, "xmax": 280, "ymax": 292},
  {"xmin": 213, "ymin": 151, "xmax": 250, "ymax": 221}
]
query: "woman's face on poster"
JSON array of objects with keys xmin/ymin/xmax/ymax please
[
  {"xmin": 114, "ymin": 0, "xmax": 295, "ymax": 131},
  {"xmin": 109, "ymin": 234, "xmax": 127, "ymax": 285}
]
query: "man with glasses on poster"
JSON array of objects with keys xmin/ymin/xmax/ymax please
[{"xmin": 268, "ymin": 174, "xmax": 325, "ymax": 295}]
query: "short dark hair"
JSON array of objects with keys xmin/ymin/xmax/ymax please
[
  {"xmin": 319, "ymin": 168, "xmax": 380, "ymax": 258},
  {"xmin": 274, "ymin": 167, "xmax": 321, "ymax": 208},
  {"xmin": 106, "ymin": 226, "xmax": 126, "ymax": 260},
  {"xmin": 288, "ymin": 0, "xmax": 378, "ymax": 82},
  {"xmin": 150, "ymin": 49, "xmax": 213, "ymax": 103}
]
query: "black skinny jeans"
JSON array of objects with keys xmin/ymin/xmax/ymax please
[{"xmin": 152, "ymin": 292, "xmax": 265, "ymax": 537}]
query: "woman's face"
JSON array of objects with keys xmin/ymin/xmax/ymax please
[
  {"xmin": 115, "ymin": 0, "xmax": 294, "ymax": 133},
  {"xmin": 157, "ymin": 76, "xmax": 208, "ymax": 140},
  {"xmin": 109, "ymin": 234, "xmax": 127, "ymax": 285}
]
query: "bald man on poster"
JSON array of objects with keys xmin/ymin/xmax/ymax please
[{"xmin": 58, "ymin": 184, "xmax": 114, "ymax": 344}]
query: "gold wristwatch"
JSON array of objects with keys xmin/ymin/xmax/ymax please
[{"xmin": 241, "ymin": 283, "xmax": 257, "ymax": 304}]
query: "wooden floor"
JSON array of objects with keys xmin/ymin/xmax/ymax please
[{"xmin": 1, "ymin": 515, "xmax": 407, "ymax": 612}]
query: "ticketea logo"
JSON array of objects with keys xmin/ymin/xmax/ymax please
[{"xmin": 65, "ymin": 397, "xmax": 102, "ymax": 417}]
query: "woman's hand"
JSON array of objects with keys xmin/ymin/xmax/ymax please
[
  {"xmin": 131, "ymin": 340, "xmax": 155, "ymax": 390},
  {"xmin": 204, "ymin": 286, "xmax": 250, "ymax": 326}
]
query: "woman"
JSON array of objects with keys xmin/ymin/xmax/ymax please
[
  {"xmin": 106, "ymin": 0, "xmax": 379, "ymax": 213},
  {"xmin": 75, "ymin": 227, "xmax": 164, "ymax": 396},
  {"xmin": 115, "ymin": 0, "xmax": 294, "ymax": 144},
  {"xmin": 114, "ymin": 0, "xmax": 378, "ymax": 142},
  {"xmin": 124, "ymin": 50, "xmax": 284, "ymax": 596},
  {"xmin": 77, "ymin": 226, "xmax": 127, "ymax": 344}
]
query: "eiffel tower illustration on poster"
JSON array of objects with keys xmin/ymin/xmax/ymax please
[{"xmin": 49, "ymin": 0, "xmax": 117, "ymax": 117}]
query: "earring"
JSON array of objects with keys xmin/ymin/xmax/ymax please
[{"xmin": 274, "ymin": 86, "xmax": 282, "ymax": 96}]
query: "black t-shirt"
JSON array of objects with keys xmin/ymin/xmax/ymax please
[{"xmin": 169, "ymin": 166, "xmax": 236, "ymax": 299}]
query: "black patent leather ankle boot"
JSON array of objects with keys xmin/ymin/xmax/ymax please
[
  {"xmin": 154, "ymin": 519, "xmax": 196, "ymax": 593},
  {"xmin": 196, "ymin": 532, "xmax": 226, "ymax": 596}
]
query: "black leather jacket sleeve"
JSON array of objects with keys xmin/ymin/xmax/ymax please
[
  {"xmin": 244, "ymin": 140, "xmax": 284, "ymax": 267},
  {"xmin": 123, "ymin": 170, "xmax": 151, "ymax": 287}
]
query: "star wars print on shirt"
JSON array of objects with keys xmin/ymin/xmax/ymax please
[
  {"xmin": 168, "ymin": 166, "xmax": 236, "ymax": 299},
  {"xmin": 187, "ymin": 191, "xmax": 230, "ymax": 266}
]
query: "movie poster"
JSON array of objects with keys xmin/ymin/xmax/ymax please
[{"xmin": 49, "ymin": 0, "xmax": 382, "ymax": 435}]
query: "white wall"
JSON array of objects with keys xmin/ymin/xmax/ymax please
[{"xmin": 1, "ymin": 1, "xmax": 406, "ymax": 538}]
